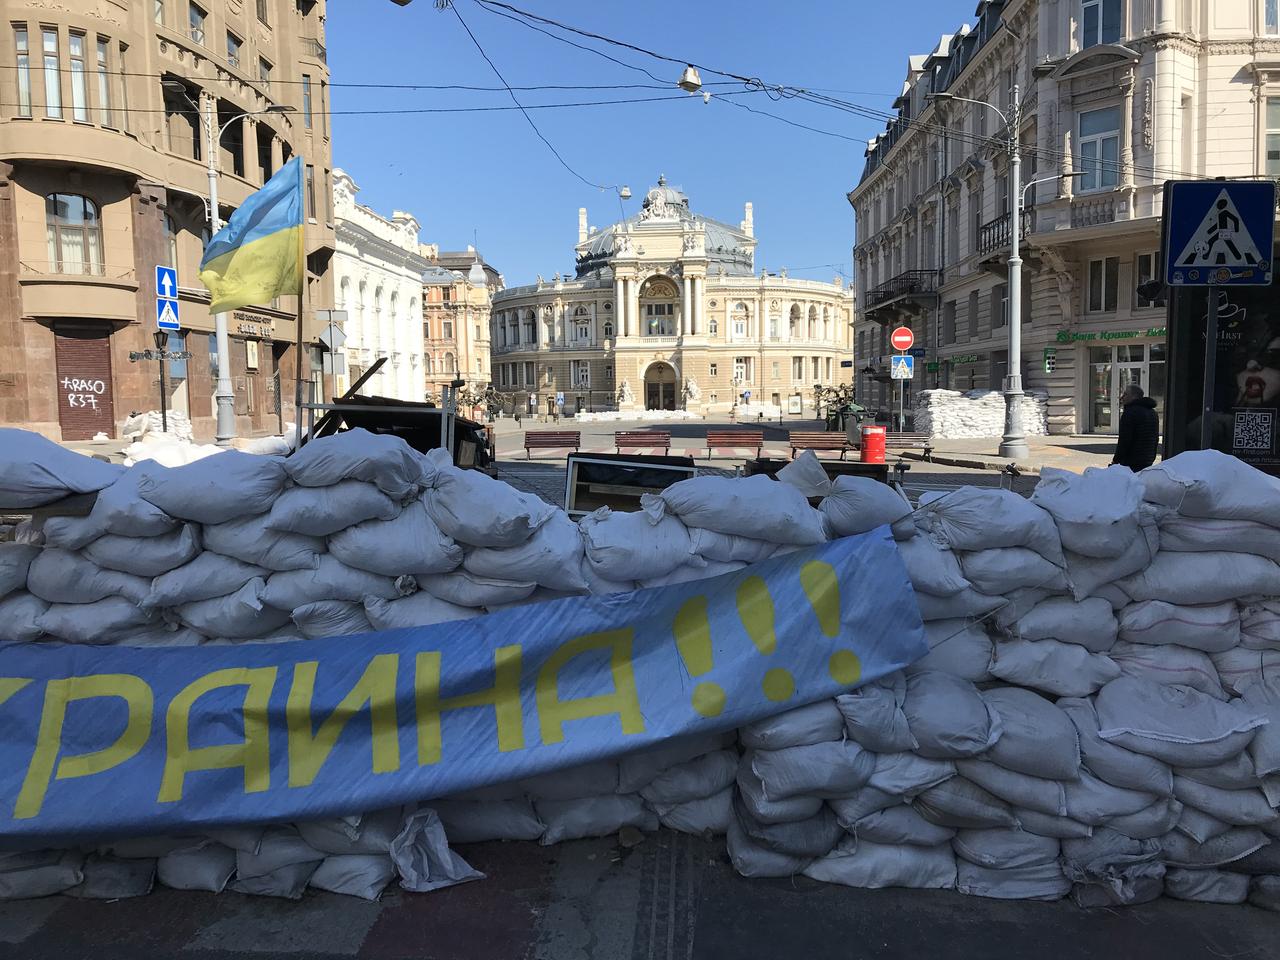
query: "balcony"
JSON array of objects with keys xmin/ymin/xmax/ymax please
[
  {"xmin": 978, "ymin": 209, "xmax": 1033, "ymax": 257},
  {"xmin": 1071, "ymin": 196, "xmax": 1117, "ymax": 228},
  {"xmin": 864, "ymin": 269, "xmax": 939, "ymax": 323},
  {"xmin": 303, "ymin": 37, "xmax": 327, "ymax": 63}
]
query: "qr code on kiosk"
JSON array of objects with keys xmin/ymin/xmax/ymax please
[{"xmin": 1233, "ymin": 410, "xmax": 1276, "ymax": 452}]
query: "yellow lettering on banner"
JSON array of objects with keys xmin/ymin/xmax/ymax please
[
  {"xmin": 287, "ymin": 654, "xmax": 400, "ymax": 788},
  {"xmin": 0, "ymin": 677, "xmax": 32, "ymax": 709},
  {"xmin": 14, "ymin": 674, "xmax": 153, "ymax": 820},
  {"xmin": 416, "ymin": 645, "xmax": 523, "ymax": 765},
  {"xmin": 536, "ymin": 630, "xmax": 644, "ymax": 745},
  {"xmin": 157, "ymin": 667, "xmax": 276, "ymax": 803}
]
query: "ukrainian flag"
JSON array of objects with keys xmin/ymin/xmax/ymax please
[{"xmin": 199, "ymin": 156, "xmax": 303, "ymax": 314}]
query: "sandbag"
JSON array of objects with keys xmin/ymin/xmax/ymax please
[
  {"xmin": 835, "ymin": 674, "xmax": 918, "ymax": 753},
  {"xmin": 777, "ymin": 450, "xmax": 832, "ymax": 498},
  {"xmin": 1178, "ymin": 805, "xmax": 1233, "ymax": 843},
  {"xmin": 1012, "ymin": 596, "xmax": 1117, "ymax": 652},
  {"xmin": 1164, "ymin": 867, "xmax": 1250, "ymax": 903},
  {"xmin": 390, "ymin": 807, "xmax": 485, "ymax": 892},
  {"xmin": 285, "ymin": 428, "xmax": 425, "ymax": 499},
  {"xmin": 36, "ymin": 596, "xmax": 158, "ymax": 645},
  {"xmin": 1064, "ymin": 770, "xmax": 1158, "ymax": 826},
  {"xmin": 867, "ymin": 751, "xmax": 957, "ymax": 797},
  {"xmin": 982, "ymin": 688, "xmax": 1080, "ymax": 781},
  {"xmin": 1014, "ymin": 809, "xmax": 1094, "ymax": 840},
  {"xmin": 265, "ymin": 479, "xmax": 401, "ymax": 536},
  {"xmin": 895, "ymin": 535, "xmax": 969, "ymax": 597},
  {"xmin": 618, "ymin": 732, "xmax": 736, "ymax": 793},
  {"xmin": 363, "ymin": 592, "xmax": 479, "ymax": 631},
  {"xmin": 687, "ymin": 528, "xmax": 778, "ymax": 564},
  {"xmin": 231, "ymin": 861, "xmax": 321, "ymax": 900},
  {"xmin": 908, "ymin": 619, "xmax": 993, "ymax": 684},
  {"xmin": 1029, "ymin": 465, "xmax": 1142, "ymax": 558},
  {"xmin": 917, "ymin": 487, "xmax": 1064, "ymax": 565},
  {"xmin": 740, "ymin": 699, "xmax": 845, "ymax": 751},
  {"xmin": 175, "ymin": 578, "xmax": 291, "ymax": 638},
  {"xmin": 955, "ymin": 859, "xmax": 1070, "ymax": 900},
  {"xmin": 1105, "ymin": 798, "xmax": 1185, "ymax": 840},
  {"xmin": 640, "ymin": 560, "xmax": 744, "ymax": 589},
  {"xmin": 202, "ymin": 516, "xmax": 323, "ymax": 572},
  {"xmin": 1060, "ymin": 828, "xmax": 1164, "ymax": 907},
  {"xmin": 0, "ymin": 850, "xmax": 84, "ymax": 900},
  {"xmin": 819, "ymin": 476, "xmax": 911, "ymax": 537},
  {"xmin": 83, "ymin": 462, "xmax": 179, "ymax": 537},
  {"xmin": 803, "ymin": 836, "xmax": 957, "ymax": 890},
  {"xmin": 308, "ymin": 854, "xmax": 396, "ymax": 901},
  {"xmin": 67, "ymin": 855, "xmax": 156, "ymax": 899},
  {"xmin": 1240, "ymin": 675, "xmax": 1280, "ymax": 777},
  {"xmin": 902, "ymin": 671, "xmax": 1001, "ymax": 759},
  {"xmin": 653, "ymin": 788, "xmax": 734, "ymax": 835},
  {"xmin": 912, "ymin": 778, "xmax": 1018, "ymax": 829},
  {"xmin": 1214, "ymin": 648, "xmax": 1280, "ymax": 697},
  {"xmin": 989, "ymin": 637, "xmax": 1119, "ymax": 698},
  {"xmin": 433, "ymin": 798, "xmax": 546, "ymax": 843},
  {"xmin": 726, "ymin": 820, "xmax": 810, "ymax": 878},
  {"xmin": 464, "ymin": 512, "xmax": 588, "ymax": 593},
  {"xmin": 653, "ymin": 475, "xmax": 827, "ymax": 545},
  {"xmin": 40, "ymin": 514, "xmax": 102, "ymax": 550},
  {"xmin": 953, "ymin": 828, "xmax": 1060, "ymax": 870},
  {"xmin": 1109, "ymin": 641, "xmax": 1227, "ymax": 699},
  {"xmin": 734, "ymin": 800, "xmax": 842, "ymax": 858},
  {"xmin": 580, "ymin": 507, "xmax": 698, "ymax": 582},
  {"xmin": 1062, "ymin": 531, "xmax": 1158, "ymax": 603},
  {"xmin": 329, "ymin": 500, "xmax": 462, "ymax": 578},
  {"xmin": 954, "ymin": 759, "xmax": 1067, "ymax": 818},
  {"xmin": 958, "ymin": 547, "xmax": 1068, "ymax": 595},
  {"xmin": 1240, "ymin": 600, "xmax": 1280, "ymax": 649},
  {"xmin": 850, "ymin": 805, "xmax": 956, "ymax": 846},
  {"xmin": 1058, "ymin": 697, "xmax": 1174, "ymax": 797},
  {"xmin": 143, "ymin": 552, "xmax": 268, "ymax": 608},
  {"xmin": 0, "ymin": 428, "xmax": 123, "ymax": 506},
  {"xmin": 1118, "ymin": 550, "xmax": 1280, "ymax": 605},
  {"xmin": 261, "ymin": 555, "xmax": 403, "ymax": 610},
  {"xmin": 736, "ymin": 760, "xmax": 824, "ymax": 825},
  {"xmin": 26, "ymin": 548, "xmax": 150, "ymax": 605},
  {"xmin": 292, "ymin": 599, "xmax": 374, "ymax": 639},
  {"xmin": 1172, "ymin": 777, "xmax": 1276, "ymax": 827},
  {"xmin": 914, "ymin": 587, "xmax": 1003, "ymax": 622},
  {"xmin": 1159, "ymin": 515, "xmax": 1280, "ymax": 557},
  {"xmin": 416, "ymin": 571, "xmax": 537, "ymax": 608},
  {"xmin": 522, "ymin": 761, "xmax": 618, "ymax": 800},
  {"xmin": 81, "ymin": 525, "xmax": 200, "ymax": 578},
  {"xmin": 156, "ymin": 841, "xmax": 236, "ymax": 893},
  {"xmin": 0, "ymin": 542, "xmax": 39, "ymax": 598},
  {"xmin": 640, "ymin": 750, "xmax": 738, "ymax": 806},
  {"xmin": 536, "ymin": 794, "xmax": 657, "ymax": 845},
  {"xmin": 1160, "ymin": 827, "xmax": 1270, "ymax": 868},
  {"xmin": 0, "ymin": 592, "xmax": 49, "ymax": 641},
  {"xmin": 423, "ymin": 451, "xmax": 555, "ymax": 548},
  {"xmin": 1176, "ymin": 753, "xmax": 1262, "ymax": 791},
  {"xmin": 295, "ymin": 809, "xmax": 404, "ymax": 855},
  {"xmin": 1140, "ymin": 449, "xmax": 1280, "ymax": 527},
  {"xmin": 828, "ymin": 789, "xmax": 901, "ymax": 827},
  {"xmin": 137, "ymin": 451, "xmax": 286, "ymax": 523},
  {"xmin": 1117, "ymin": 600, "xmax": 1241, "ymax": 653},
  {"xmin": 235, "ymin": 828, "xmax": 324, "ymax": 880},
  {"xmin": 752, "ymin": 740, "xmax": 874, "ymax": 800}
]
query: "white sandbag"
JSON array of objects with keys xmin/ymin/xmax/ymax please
[
  {"xmin": 1164, "ymin": 867, "xmax": 1250, "ymax": 903},
  {"xmin": 819, "ymin": 475, "xmax": 910, "ymax": 537},
  {"xmin": 329, "ymin": 500, "xmax": 462, "ymax": 578},
  {"xmin": 990, "ymin": 637, "xmax": 1119, "ymax": 698},
  {"xmin": 1030, "ymin": 465, "xmax": 1142, "ymax": 558},
  {"xmin": 26, "ymin": 548, "xmax": 150, "ymax": 605},
  {"xmin": 1012, "ymin": 596, "xmax": 1118, "ymax": 652},
  {"xmin": 776, "ymin": 450, "xmax": 833, "ymax": 499},
  {"xmin": 958, "ymin": 547, "xmax": 1068, "ymax": 595},
  {"xmin": 1058, "ymin": 697, "xmax": 1174, "ymax": 797},
  {"xmin": 954, "ymin": 759, "xmax": 1067, "ymax": 818},
  {"xmin": 580, "ymin": 507, "xmax": 697, "ymax": 582},
  {"xmin": 156, "ymin": 841, "xmax": 236, "ymax": 892},
  {"xmin": 1065, "ymin": 770, "xmax": 1158, "ymax": 825},
  {"xmin": 983, "ymin": 688, "xmax": 1080, "ymax": 781},
  {"xmin": 0, "ymin": 428, "xmax": 123, "ymax": 506},
  {"xmin": 917, "ymin": 487, "xmax": 1064, "ymax": 565},
  {"xmin": 953, "ymin": 828, "xmax": 1060, "ymax": 870},
  {"xmin": 734, "ymin": 801, "xmax": 842, "ymax": 857},
  {"xmin": 1062, "ymin": 513, "xmax": 1160, "ymax": 602},
  {"xmin": 850, "ymin": 805, "xmax": 956, "ymax": 846},
  {"xmin": 836, "ymin": 674, "xmax": 918, "ymax": 753},
  {"xmin": 285, "ymin": 428, "xmax": 425, "ymax": 499},
  {"xmin": 1176, "ymin": 753, "xmax": 1262, "ymax": 791},
  {"xmin": 0, "ymin": 592, "xmax": 49, "ymax": 641},
  {"xmin": 0, "ymin": 542, "xmax": 39, "ymax": 598},
  {"xmin": 618, "ymin": 732, "xmax": 736, "ymax": 793},
  {"xmin": 97, "ymin": 836, "xmax": 194, "ymax": 859},
  {"xmin": 1172, "ymin": 777, "xmax": 1276, "ymax": 827},
  {"xmin": 736, "ymin": 760, "xmax": 824, "ymax": 824},
  {"xmin": 908, "ymin": 619, "xmax": 993, "ymax": 684},
  {"xmin": 292, "ymin": 599, "xmax": 374, "ymax": 639},
  {"xmin": 67, "ymin": 855, "xmax": 156, "ymax": 899},
  {"xmin": 1140, "ymin": 450, "xmax": 1280, "ymax": 527},
  {"xmin": 390, "ymin": 807, "xmax": 485, "ymax": 892},
  {"xmin": 1241, "ymin": 675, "xmax": 1280, "ymax": 777},
  {"xmin": 1061, "ymin": 829, "xmax": 1164, "ymax": 901},
  {"xmin": 1117, "ymin": 600, "xmax": 1240, "ymax": 653},
  {"xmin": 640, "ymin": 560, "xmax": 743, "ymax": 589},
  {"xmin": 868, "ymin": 751, "xmax": 957, "ymax": 796},
  {"xmin": 235, "ymin": 828, "xmax": 324, "ymax": 880},
  {"xmin": 895, "ymin": 535, "xmax": 969, "ymax": 596},
  {"xmin": 424, "ymin": 451, "xmax": 555, "ymax": 548},
  {"xmin": 1118, "ymin": 551, "xmax": 1280, "ymax": 605},
  {"xmin": 521, "ymin": 760, "xmax": 619, "ymax": 800},
  {"xmin": 417, "ymin": 571, "xmax": 536, "ymax": 608},
  {"xmin": 990, "ymin": 588, "xmax": 1056, "ymax": 633},
  {"xmin": 914, "ymin": 587, "xmax": 1003, "ymax": 622},
  {"xmin": 81, "ymin": 525, "xmax": 200, "ymax": 578},
  {"xmin": 122, "ymin": 623, "xmax": 205, "ymax": 647},
  {"xmin": 740, "ymin": 699, "xmax": 845, "ymax": 751},
  {"xmin": 828, "ymin": 789, "xmax": 901, "ymax": 826},
  {"xmin": 202, "ymin": 516, "xmax": 323, "ymax": 572},
  {"xmin": 1109, "ymin": 641, "xmax": 1227, "ymax": 700},
  {"xmin": 364, "ymin": 592, "xmax": 479, "ymax": 631},
  {"xmin": 260, "ymin": 555, "xmax": 402, "ymax": 611},
  {"xmin": 653, "ymin": 788, "xmax": 734, "ymax": 835},
  {"xmin": 687, "ymin": 528, "xmax": 777, "ymax": 564},
  {"xmin": 143, "ymin": 552, "xmax": 267, "ymax": 608},
  {"xmin": 206, "ymin": 827, "xmax": 264, "ymax": 854},
  {"xmin": 652, "ymin": 475, "xmax": 827, "ymax": 545},
  {"xmin": 1159, "ymin": 516, "xmax": 1280, "ymax": 557},
  {"xmin": 1107, "ymin": 799, "xmax": 1186, "ymax": 839},
  {"xmin": 308, "ymin": 854, "xmax": 396, "ymax": 901},
  {"xmin": 464, "ymin": 512, "xmax": 587, "ymax": 593},
  {"xmin": 536, "ymin": 794, "xmax": 657, "ymax": 845},
  {"xmin": 433, "ymin": 798, "xmax": 546, "ymax": 843},
  {"xmin": 1160, "ymin": 828, "xmax": 1270, "ymax": 868},
  {"xmin": 1231, "ymin": 844, "xmax": 1280, "ymax": 875},
  {"xmin": 903, "ymin": 671, "xmax": 1001, "ymax": 759},
  {"xmin": 265, "ymin": 480, "xmax": 401, "ymax": 537},
  {"xmin": 955, "ymin": 859, "xmax": 1070, "ymax": 900},
  {"xmin": 176, "ymin": 578, "xmax": 291, "ymax": 638},
  {"xmin": 295, "ymin": 809, "xmax": 404, "ymax": 855},
  {"xmin": 137, "ymin": 451, "xmax": 286, "ymax": 523},
  {"xmin": 1241, "ymin": 600, "xmax": 1280, "ymax": 649},
  {"xmin": 1014, "ymin": 809, "xmax": 1094, "ymax": 840},
  {"xmin": 726, "ymin": 819, "xmax": 810, "ymax": 878},
  {"xmin": 1178, "ymin": 805, "xmax": 1233, "ymax": 843},
  {"xmin": 36, "ymin": 596, "xmax": 158, "ymax": 644},
  {"xmin": 40, "ymin": 514, "xmax": 102, "ymax": 550},
  {"xmin": 640, "ymin": 750, "xmax": 738, "ymax": 805},
  {"xmin": 231, "ymin": 861, "xmax": 322, "ymax": 900},
  {"xmin": 1214, "ymin": 648, "xmax": 1280, "ymax": 697},
  {"xmin": 83, "ymin": 463, "xmax": 179, "ymax": 537},
  {"xmin": 803, "ymin": 836, "xmax": 958, "ymax": 890},
  {"xmin": 912, "ymin": 778, "xmax": 1018, "ymax": 828},
  {"xmin": 0, "ymin": 850, "xmax": 84, "ymax": 899},
  {"xmin": 752, "ymin": 740, "xmax": 874, "ymax": 800}
]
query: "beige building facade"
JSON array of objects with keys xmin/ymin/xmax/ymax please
[
  {"xmin": 421, "ymin": 247, "xmax": 499, "ymax": 401},
  {"xmin": 850, "ymin": 0, "xmax": 1280, "ymax": 435},
  {"xmin": 0, "ymin": 0, "xmax": 335, "ymax": 441},
  {"xmin": 491, "ymin": 179, "xmax": 853, "ymax": 417}
]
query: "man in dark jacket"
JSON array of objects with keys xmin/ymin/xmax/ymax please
[{"xmin": 1112, "ymin": 384, "xmax": 1160, "ymax": 471}]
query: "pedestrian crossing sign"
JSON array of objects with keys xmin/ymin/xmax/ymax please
[
  {"xmin": 1165, "ymin": 180, "xmax": 1275, "ymax": 286},
  {"xmin": 890, "ymin": 355, "xmax": 914, "ymax": 380}
]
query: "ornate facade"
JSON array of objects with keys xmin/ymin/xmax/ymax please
[
  {"xmin": 490, "ymin": 178, "xmax": 854, "ymax": 416},
  {"xmin": 850, "ymin": 0, "xmax": 1280, "ymax": 434},
  {"xmin": 421, "ymin": 247, "xmax": 500, "ymax": 401}
]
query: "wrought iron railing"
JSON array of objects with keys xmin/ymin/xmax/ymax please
[
  {"xmin": 978, "ymin": 208, "xmax": 1034, "ymax": 255},
  {"xmin": 866, "ymin": 269, "xmax": 940, "ymax": 308}
]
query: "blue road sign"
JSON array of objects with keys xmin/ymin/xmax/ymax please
[
  {"xmin": 908, "ymin": 347, "xmax": 927, "ymax": 358},
  {"xmin": 1165, "ymin": 181, "xmax": 1276, "ymax": 286},
  {"xmin": 890, "ymin": 355, "xmax": 914, "ymax": 380},
  {"xmin": 155, "ymin": 265, "xmax": 180, "ymax": 330}
]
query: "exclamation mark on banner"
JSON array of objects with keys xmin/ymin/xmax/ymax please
[
  {"xmin": 736, "ymin": 576, "xmax": 794, "ymax": 703},
  {"xmin": 801, "ymin": 560, "xmax": 861, "ymax": 685},
  {"xmin": 673, "ymin": 596, "xmax": 726, "ymax": 718}
]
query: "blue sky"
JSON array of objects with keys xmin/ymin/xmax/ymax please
[{"xmin": 328, "ymin": 0, "xmax": 964, "ymax": 285}]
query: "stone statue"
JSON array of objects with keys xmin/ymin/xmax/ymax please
[
  {"xmin": 618, "ymin": 380, "xmax": 634, "ymax": 404},
  {"xmin": 684, "ymin": 378, "xmax": 701, "ymax": 401},
  {"xmin": 616, "ymin": 231, "xmax": 631, "ymax": 254}
]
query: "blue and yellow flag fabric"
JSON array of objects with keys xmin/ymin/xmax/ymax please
[{"xmin": 199, "ymin": 157, "xmax": 303, "ymax": 314}]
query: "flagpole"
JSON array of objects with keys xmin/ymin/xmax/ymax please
[{"xmin": 294, "ymin": 160, "xmax": 306, "ymax": 451}]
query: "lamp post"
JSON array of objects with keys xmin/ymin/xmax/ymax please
[{"xmin": 162, "ymin": 81, "xmax": 294, "ymax": 445}]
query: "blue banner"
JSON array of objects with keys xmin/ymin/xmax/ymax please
[{"xmin": 0, "ymin": 532, "xmax": 925, "ymax": 845}]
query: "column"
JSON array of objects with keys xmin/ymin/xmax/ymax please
[
  {"xmin": 759, "ymin": 293, "xmax": 770, "ymax": 343},
  {"xmin": 269, "ymin": 135, "xmax": 283, "ymax": 179},
  {"xmin": 1120, "ymin": 68, "xmax": 1136, "ymax": 195},
  {"xmin": 627, "ymin": 277, "xmax": 639, "ymax": 340},
  {"xmin": 681, "ymin": 275, "xmax": 692, "ymax": 337},
  {"xmin": 241, "ymin": 115, "xmax": 257, "ymax": 184},
  {"xmin": 613, "ymin": 275, "xmax": 623, "ymax": 340},
  {"xmin": 691, "ymin": 276, "xmax": 702, "ymax": 335}
]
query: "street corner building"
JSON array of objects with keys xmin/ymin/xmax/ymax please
[
  {"xmin": 0, "ymin": 0, "xmax": 336, "ymax": 442},
  {"xmin": 489, "ymin": 177, "xmax": 855, "ymax": 418},
  {"xmin": 849, "ymin": 0, "xmax": 1280, "ymax": 437}
]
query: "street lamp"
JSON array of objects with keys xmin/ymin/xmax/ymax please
[
  {"xmin": 928, "ymin": 86, "xmax": 1029, "ymax": 460},
  {"xmin": 162, "ymin": 80, "xmax": 295, "ymax": 445}
]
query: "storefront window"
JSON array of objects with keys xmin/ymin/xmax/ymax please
[{"xmin": 1089, "ymin": 342, "xmax": 1167, "ymax": 433}]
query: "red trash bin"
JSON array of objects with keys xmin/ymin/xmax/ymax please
[{"xmin": 860, "ymin": 425, "xmax": 886, "ymax": 464}]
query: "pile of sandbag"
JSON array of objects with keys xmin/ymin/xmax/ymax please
[
  {"xmin": 122, "ymin": 410, "xmax": 195, "ymax": 442},
  {"xmin": 913, "ymin": 389, "xmax": 1049, "ymax": 439}
]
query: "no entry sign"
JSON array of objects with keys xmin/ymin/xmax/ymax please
[{"xmin": 890, "ymin": 326, "xmax": 914, "ymax": 351}]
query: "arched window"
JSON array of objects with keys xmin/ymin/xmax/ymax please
[
  {"xmin": 45, "ymin": 193, "xmax": 103, "ymax": 273},
  {"xmin": 425, "ymin": 355, "xmax": 433, "ymax": 375},
  {"xmin": 822, "ymin": 306, "xmax": 831, "ymax": 341},
  {"xmin": 444, "ymin": 352, "xmax": 455, "ymax": 374},
  {"xmin": 731, "ymin": 302, "xmax": 749, "ymax": 338},
  {"xmin": 575, "ymin": 305, "xmax": 590, "ymax": 341},
  {"xmin": 808, "ymin": 305, "xmax": 818, "ymax": 340},
  {"xmin": 164, "ymin": 213, "xmax": 179, "ymax": 270},
  {"xmin": 390, "ymin": 291, "xmax": 400, "ymax": 321},
  {"xmin": 338, "ymin": 277, "xmax": 350, "ymax": 310},
  {"xmin": 524, "ymin": 310, "xmax": 536, "ymax": 344},
  {"xmin": 603, "ymin": 320, "xmax": 614, "ymax": 339},
  {"xmin": 374, "ymin": 286, "xmax": 385, "ymax": 316},
  {"xmin": 709, "ymin": 316, "xmax": 718, "ymax": 335},
  {"xmin": 639, "ymin": 276, "xmax": 678, "ymax": 336},
  {"xmin": 789, "ymin": 304, "xmax": 802, "ymax": 338}
]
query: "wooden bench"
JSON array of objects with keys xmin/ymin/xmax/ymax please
[
  {"xmin": 706, "ymin": 430, "xmax": 764, "ymax": 458},
  {"xmin": 885, "ymin": 432, "xmax": 933, "ymax": 460},
  {"xmin": 524, "ymin": 430, "xmax": 580, "ymax": 459},
  {"xmin": 788, "ymin": 431, "xmax": 853, "ymax": 460},
  {"xmin": 614, "ymin": 430, "xmax": 671, "ymax": 455}
]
